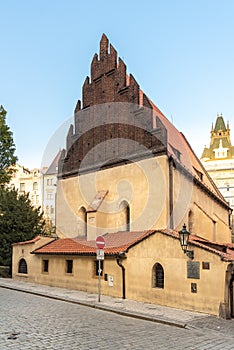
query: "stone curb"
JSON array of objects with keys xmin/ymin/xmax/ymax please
[{"xmin": 0, "ymin": 284, "xmax": 186, "ymax": 329}]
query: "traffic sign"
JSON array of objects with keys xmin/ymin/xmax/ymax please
[
  {"xmin": 96, "ymin": 249, "xmax": 104, "ymax": 260},
  {"xmin": 96, "ymin": 235, "xmax": 105, "ymax": 249}
]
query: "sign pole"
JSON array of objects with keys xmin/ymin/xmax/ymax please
[
  {"xmin": 98, "ymin": 259, "xmax": 101, "ymax": 302},
  {"xmin": 96, "ymin": 236, "xmax": 105, "ymax": 303}
]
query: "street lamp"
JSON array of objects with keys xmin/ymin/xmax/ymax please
[{"xmin": 178, "ymin": 224, "xmax": 194, "ymax": 259}]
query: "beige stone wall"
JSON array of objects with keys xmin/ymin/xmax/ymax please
[
  {"xmin": 12, "ymin": 236, "xmax": 54, "ymax": 281},
  {"xmin": 125, "ymin": 232, "xmax": 227, "ymax": 316},
  {"xmin": 57, "ymin": 155, "xmax": 231, "ymax": 243},
  {"xmin": 191, "ymin": 185, "xmax": 230, "ymax": 242},
  {"xmin": 56, "ymin": 156, "xmax": 169, "ymax": 239},
  {"xmin": 173, "ymin": 167, "xmax": 231, "ymax": 242},
  {"xmin": 30, "ymin": 255, "xmax": 123, "ymax": 298},
  {"xmin": 12, "ymin": 232, "xmax": 229, "ymax": 316}
]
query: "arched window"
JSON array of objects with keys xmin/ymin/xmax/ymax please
[
  {"xmin": 18, "ymin": 258, "xmax": 28, "ymax": 274},
  {"xmin": 119, "ymin": 201, "xmax": 130, "ymax": 231},
  {"xmin": 78, "ymin": 206, "xmax": 87, "ymax": 237},
  {"xmin": 188, "ymin": 210, "xmax": 194, "ymax": 233},
  {"xmin": 33, "ymin": 182, "xmax": 38, "ymax": 191},
  {"xmin": 152, "ymin": 263, "xmax": 164, "ymax": 288}
]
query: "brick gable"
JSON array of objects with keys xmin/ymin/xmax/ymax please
[{"xmin": 59, "ymin": 34, "xmax": 167, "ymax": 178}]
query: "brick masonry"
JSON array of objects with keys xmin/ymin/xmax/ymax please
[{"xmin": 59, "ymin": 34, "xmax": 167, "ymax": 178}]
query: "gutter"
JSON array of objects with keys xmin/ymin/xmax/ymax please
[
  {"xmin": 116, "ymin": 253, "xmax": 126, "ymax": 299},
  {"xmin": 169, "ymin": 156, "xmax": 174, "ymax": 229}
]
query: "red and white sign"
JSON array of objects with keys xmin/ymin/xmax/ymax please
[{"xmin": 96, "ymin": 235, "xmax": 105, "ymax": 249}]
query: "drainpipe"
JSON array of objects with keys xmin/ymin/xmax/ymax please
[
  {"xmin": 169, "ymin": 156, "xmax": 174, "ymax": 229},
  {"xmin": 116, "ymin": 253, "xmax": 126, "ymax": 299}
]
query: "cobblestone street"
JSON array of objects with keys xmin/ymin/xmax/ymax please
[{"xmin": 0, "ymin": 287, "xmax": 234, "ymax": 350}]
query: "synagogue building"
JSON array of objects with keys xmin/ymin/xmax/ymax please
[{"xmin": 12, "ymin": 35, "xmax": 234, "ymax": 318}]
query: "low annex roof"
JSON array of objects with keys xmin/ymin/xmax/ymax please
[
  {"xmin": 32, "ymin": 230, "xmax": 155, "ymax": 256},
  {"xmin": 31, "ymin": 230, "xmax": 234, "ymax": 262},
  {"xmin": 12, "ymin": 236, "xmax": 41, "ymax": 246}
]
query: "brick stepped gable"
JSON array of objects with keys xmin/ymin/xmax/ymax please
[{"xmin": 59, "ymin": 34, "xmax": 167, "ymax": 178}]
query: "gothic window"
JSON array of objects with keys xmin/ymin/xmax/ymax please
[
  {"xmin": 188, "ymin": 210, "xmax": 194, "ymax": 233},
  {"xmin": 78, "ymin": 206, "xmax": 87, "ymax": 237},
  {"xmin": 152, "ymin": 263, "xmax": 164, "ymax": 289},
  {"xmin": 18, "ymin": 258, "xmax": 27, "ymax": 274},
  {"xmin": 119, "ymin": 201, "xmax": 130, "ymax": 231}
]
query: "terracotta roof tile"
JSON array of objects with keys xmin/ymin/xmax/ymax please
[
  {"xmin": 32, "ymin": 229, "xmax": 234, "ymax": 261},
  {"xmin": 12, "ymin": 236, "xmax": 41, "ymax": 246},
  {"xmin": 159, "ymin": 228, "xmax": 234, "ymax": 262},
  {"xmin": 32, "ymin": 231, "xmax": 155, "ymax": 255}
]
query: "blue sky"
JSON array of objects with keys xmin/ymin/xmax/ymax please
[{"xmin": 1, "ymin": 0, "xmax": 234, "ymax": 169}]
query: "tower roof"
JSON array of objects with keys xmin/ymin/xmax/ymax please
[
  {"xmin": 214, "ymin": 115, "xmax": 226, "ymax": 132},
  {"xmin": 201, "ymin": 114, "xmax": 234, "ymax": 161}
]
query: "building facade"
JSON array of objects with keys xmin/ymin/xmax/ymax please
[
  {"xmin": 201, "ymin": 115, "xmax": 234, "ymax": 236},
  {"xmin": 42, "ymin": 151, "xmax": 61, "ymax": 228},
  {"xmin": 56, "ymin": 34, "xmax": 231, "ymax": 243},
  {"xmin": 9, "ymin": 164, "xmax": 42, "ymax": 209},
  {"xmin": 12, "ymin": 35, "xmax": 234, "ymax": 318},
  {"xmin": 9, "ymin": 152, "xmax": 61, "ymax": 228}
]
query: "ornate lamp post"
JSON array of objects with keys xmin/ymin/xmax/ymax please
[{"xmin": 178, "ymin": 224, "xmax": 194, "ymax": 259}]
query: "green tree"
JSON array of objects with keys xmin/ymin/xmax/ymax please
[
  {"xmin": 0, "ymin": 105, "xmax": 17, "ymax": 185},
  {"xmin": 0, "ymin": 187, "xmax": 46, "ymax": 267}
]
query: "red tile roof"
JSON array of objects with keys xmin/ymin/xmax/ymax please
[
  {"xmin": 32, "ymin": 230, "xmax": 234, "ymax": 262},
  {"xmin": 160, "ymin": 228, "xmax": 234, "ymax": 262},
  {"xmin": 32, "ymin": 231, "xmax": 155, "ymax": 255},
  {"xmin": 12, "ymin": 236, "xmax": 41, "ymax": 246}
]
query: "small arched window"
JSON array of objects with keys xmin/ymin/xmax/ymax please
[
  {"xmin": 18, "ymin": 258, "xmax": 28, "ymax": 274},
  {"xmin": 78, "ymin": 206, "xmax": 87, "ymax": 237},
  {"xmin": 152, "ymin": 263, "xmax": 164, "ymax": 289},
  {"xmin": 188, "ymin": 210, "xmax": 194, "ymax": 233},
  {"xmin": 119, "ymin": 201, "xmax": 130, "ymax": 231}
]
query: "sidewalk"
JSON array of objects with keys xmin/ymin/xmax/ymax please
[{"xmin": 0, "ymin": 278, "xmax": 211, "ymax": 329}]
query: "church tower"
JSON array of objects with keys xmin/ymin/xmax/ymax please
[
  {"xmin": 201, "ymin": 114, "xmax": 234, "ymax": 161},
  {"xmin": 201, "ymin": 114, "xmax": 234, "ymax": 237}
]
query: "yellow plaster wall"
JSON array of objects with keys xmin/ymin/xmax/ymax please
[
  {"xmin": 12, "ymin": 236, "xmax": 54, "ymax": 281},
  {"xmin": 125, "ymin": 232, "xmax": 227, "ymax": 315},
  {"xmin": 173, "ymin": 167, "xmax": 231, "ymax": 242},
  {"xmin": 191, "ymin": 185, "xmax": 230, "ymax": 242},
  {"xmin": 56, "ymin": 156, "xmax": 169, "ymax": 239},
  {"xmin": 12, "ymin": 233, "xmax": 229, "ymax": 315},
  {"xmin": 57, "ymin": 154, "xmax": 231, "ymax": 243},
  {"xmin": 26, "ymin": 255, "xmax": 123, "ymax": 297}
]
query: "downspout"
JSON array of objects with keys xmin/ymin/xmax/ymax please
[
  {"xmin": 169, "ymin": 156, "xmax": 174, "ymax": 229},
  {"xmin": 116, "ymin": 254, "xmax": 126, "ymax": 299}
]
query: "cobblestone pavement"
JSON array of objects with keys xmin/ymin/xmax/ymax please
[{"xmin": 0, "ymin": 287, "xmax": 234, "ymax": 350}]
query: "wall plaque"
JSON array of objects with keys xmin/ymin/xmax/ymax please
[
  {"xmin": 187, "ymin": 261, "xmax": 200, "ymax": 279},
  {"xmin": 191, "ymin": 283, "xmax": 197, "ymax": 293},
  {"xmin": 202, "ymin": 262, "xmax": 210, "ymax": 270}
]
